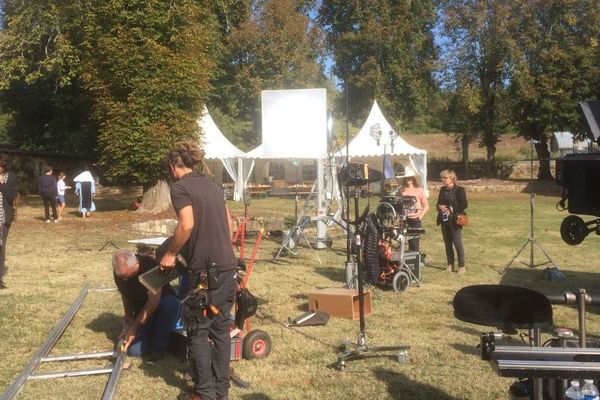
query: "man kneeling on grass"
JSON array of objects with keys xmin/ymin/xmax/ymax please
[{"xmin": 113, "ymin": 249, "xmax": 179, "ymax": 359}]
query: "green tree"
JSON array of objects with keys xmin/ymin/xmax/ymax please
[
  {"xmin": 85, "ymin": 0, "xmax": 219, "ymax": 187},
  {"xmin": 443, "ymin": 73, "xmax": 481, "ymax": 177},
  {"xmin": 0, "ymin": 1, "xmax": 224, "ymax": 193},
  {"xmin": 209, "ymin": 0, "xmax": 327, "ymax": 147},
  {"xmin": 508, "ymin": 0, "xmax": 600, "ymax": 179},
  {"xmin": 320, "ymin": 0, "xmax": 438, "ymax": 131},
  {"xmin": 441, "ymin": 0, "xmax": 514, "ymax": 176},
  {"xmin": 0, "ymin": 1, "xmax": 96, "ymax": 153}
]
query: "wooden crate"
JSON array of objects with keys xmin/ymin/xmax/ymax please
[{"xmin": 308, "ymin": 288, "xmax": 371, "ymax": 320}]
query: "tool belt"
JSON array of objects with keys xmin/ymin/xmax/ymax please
[{"xmin": 182, "ymin": 266, "xmax": 221, "ymax": 323}]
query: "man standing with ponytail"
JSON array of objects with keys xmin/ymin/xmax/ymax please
[{"xmin": 159, "ymin": 140, "xmax": 237, "ymax": 400}]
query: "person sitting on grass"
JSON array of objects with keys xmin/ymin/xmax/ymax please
[{"xmin": 112, "ymin": 249, "xmax": 180, "ymax": 359}]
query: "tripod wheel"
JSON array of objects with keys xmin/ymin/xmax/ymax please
[
  {"xmin": 392, "ymin": 270, "xmax": 411, "ymax": 292},
  {"xmin": 560, "ymin": 215, "xmax": 587, "ymax": 245}
]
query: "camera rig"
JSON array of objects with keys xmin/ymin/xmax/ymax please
[
  {"xmin": 556, "ymin": 101, "xmax": 600, "ymax": 245},
  {"xmin": 454, "ymin": 284, "xmax": 600, "ymax": 400}
]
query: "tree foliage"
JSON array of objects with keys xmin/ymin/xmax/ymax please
[
  {"xmin": 87, "ymin": 0, "xmax": 219, "ymax": 185},
  {"xmin": 209, "ymin": 0, "xmax": 326, "ymax": 147},
  {"xmin": 0, "ymin": 1, "xmax": 96, "ymax": 153},
  {"xmin": 441, "ymin": 0, "xmax": 514, "ymax": 174},
  {"xmin": 0, "ymin": 0, "xmax": 224, "ymax": 186},
  {"xmin": 320, "ymin": 0, "xmax": 438, "ymax": 131},
  {"xmin": 508, "ymin": 0, "xmax": 600, "ymax": 179}
]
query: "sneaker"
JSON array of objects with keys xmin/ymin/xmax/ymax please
[
  {"xmin": 444, "ymin": 265, "xmax": 453, "ymax": 272},
  {"xmin": 0, "ymin": 282, "xmax": 7, "ymax": 289},
  {"xmin": 53, "ymin": 219, "xmax": 59, "ymax": 223},
  {"xmin": 45, "ymin": 219, "xmax": 51, "ymax": 223},
  {"xmin": 457, "ymin": 267, "xmax": 466, "ymax": 275}
]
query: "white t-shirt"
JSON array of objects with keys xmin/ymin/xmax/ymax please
[{"xmin": 57, "ymin": 180, "xmax": 67, "ymax": 196}]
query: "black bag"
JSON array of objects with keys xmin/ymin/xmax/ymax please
[{"xmin": 235, "ymin": 288, "xmax": 258, "ymax": 329}]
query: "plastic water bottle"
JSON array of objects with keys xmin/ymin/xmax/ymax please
[
  {"xmin": 566, "ymin": 380, "xmax": 583, "ymax": 400},
  {"xmin": 582, "ymin": 380, "xmax": 599, "ymax": 400}
]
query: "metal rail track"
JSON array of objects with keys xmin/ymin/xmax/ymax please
[{"xmin": 0, "ymin": 286, "xmax": 126, "ymax": 400}]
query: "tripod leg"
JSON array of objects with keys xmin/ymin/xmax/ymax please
[
  {"xmin": 501, "ymin": 239, "xmax": 531, "ymax": 274},
  {"xmin": 273, "ymin": 229, "xmax": 295, "ymax": 261},
  {"xmin": 298, "ymin": 230, "xmax": 322, "ymax": 264},
  {"xmin": 532, "ymin": 239, "xmax": 559, "ymax": 268}
]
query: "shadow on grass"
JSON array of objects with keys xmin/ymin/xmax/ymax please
[
  {"xmin": 313, "ymin": 265, "xmax": 346, "ymax": 282},
  {"xmin": 86, "ymin": 312, "xmax": 121, "ymax": 341},
  {"xmin": 139, "ymin": 357, "xmax": 187, "ymax": 394},
  {"xmin": 499, "ymin": 267, "xmax": 600, "ymax": 317},
  {"xmin": 373, "ymin": 367, "xmax": 457, "ymax": 399},
  {"xmin": 240, "ymin": 394, "xmax": 271, "ymax": 400},
  {"xmin": 450, "ymin": 342, "xmax": 480, "ymax": 357}
]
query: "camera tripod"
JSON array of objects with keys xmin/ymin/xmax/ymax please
[
  {"xmin": 502, "ymin": 140, "xmax": 559, "ymax": 274},
  {"xmin": 336, "ymin": 186, "xmax": 410, "ymax": 370},
  {"xmin": 272, "ymin": 182, "xmax": 322, "ymax": 264}
]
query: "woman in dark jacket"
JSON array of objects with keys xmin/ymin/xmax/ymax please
[{"xmin": 436, "ymin": 169, "xmax": 468, "ymax": 274}]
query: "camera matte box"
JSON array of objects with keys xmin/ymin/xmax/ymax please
[
  {"xmin": 403, "ymin": 251, "xmax": 421, "ymax": 281},
  {"xmin": 389, "ymin": 251, "xmax": 421, "ymax": 281},
  {"xmin": 308, "ymin": 288, "xmax": 371, "ymax": 320}
]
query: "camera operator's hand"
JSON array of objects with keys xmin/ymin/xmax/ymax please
[
  {"xmin": 119, "ymin": 323, "xmax": 138, "ymax": 353},
  {"xmin": 159, "ymin": 252, "xmax": 177, "ymax": 271}
]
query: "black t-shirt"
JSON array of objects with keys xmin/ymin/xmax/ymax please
[
  {"xmin": 170, "ymin": 171, "xmax": 236, "ymax": 272},
  {"xmin": 113, "ymin": 254, "xmax": 175, "ymax": 317}
]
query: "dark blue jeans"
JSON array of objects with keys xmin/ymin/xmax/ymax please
[{"xmin": 127, "ymin": 294, "xmax": 180, "ymax": 357}]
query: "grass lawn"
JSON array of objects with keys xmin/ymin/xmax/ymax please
[{"xmin": 1, "ymin": 188, "xmax": 600, "ymax": 399}]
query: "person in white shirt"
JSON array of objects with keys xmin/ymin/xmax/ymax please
[{"xmin": 56, "ymin": 172, "xmax": 71, "ymax": 221}]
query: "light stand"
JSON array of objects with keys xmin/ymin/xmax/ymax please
[
  {"xmin": 502, "ymin": 140, "xmax": 559, "ymax": 274},
  {"xmin": 336, "ymin": 185, "xmax": 410, "ymax": 370}
]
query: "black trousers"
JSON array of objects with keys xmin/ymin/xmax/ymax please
[
  {"xmin": 186, "ymin": 270, "xmax": 237, "ymax": 400},
  {"xmin": 406, "ymin": 217, "xmax": 421, "ymax": 252},
  {"xmin": 42, "ymin": 192, "xmax": 58, "ymax": 220},
  {"xmin": 0, "ymin": 224, "xmax": 8, "ymax": 283},
  {"xmin": 441, "ymin": 222, "xmax": 465, "ymax": 268}
]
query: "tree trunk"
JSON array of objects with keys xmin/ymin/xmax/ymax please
[
  {"xmin": 138, "ymin": 180, "xmax": 172, "ymax": 213},
  {"xmin": 461, "ymin": 134, "xmax": 470, "ymax": 178},
  {"xmin": 535, "ymin": 135, "xmax": 553, "ymax": 180},
  {"xmin": 485, "ymin": 145, "xmax": 496, "ymax": 177}
]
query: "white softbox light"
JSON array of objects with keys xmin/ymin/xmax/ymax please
[{"xmin": 260, "ymin": 88, "xmax": 327, "ymax": 159}]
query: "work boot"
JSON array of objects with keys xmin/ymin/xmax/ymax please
[
  {"xmin": 457, "ymin": 267, "xmax": 466, "ymax": 275},
  {"xmin": 445, "ymin": 265, "xmax": 453, "ymax": 272}
]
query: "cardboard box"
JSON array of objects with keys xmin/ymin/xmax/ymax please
[{"xmin": 308, "ymin": 288, "xmax": 371, "ymax": 320}]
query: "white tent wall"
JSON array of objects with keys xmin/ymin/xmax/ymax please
[
  {"xmin": 198, "ymin": 107, "xmax": 251, "ymax": 201},
  {"xmin": 346, "ymin": 100, "xmax": 428, "ymax": 195}
]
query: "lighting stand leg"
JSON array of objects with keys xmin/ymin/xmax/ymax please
[
  {"xmin": 335, "ymin": 188, "xmax": 410, "ymax": 370},
  {"xmin": 501, "ymin": 192, "xmax": 559, "ymax": 275}
]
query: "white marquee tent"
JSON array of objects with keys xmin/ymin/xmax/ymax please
[
  {"xmin": 347, "ymin": 100, "xmax": 428, "ymax": 193},
  {"xmin": 199, "ymin": 107, "xmax": 253, "ymax": 201}
]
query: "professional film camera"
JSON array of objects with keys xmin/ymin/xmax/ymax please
[
  {"xmin": 337, "ymin": 163, "xmax": 423, "ymax": 292},
  {"xmin": 362, "ymin": 193, "xmax": 424, "ymax": 292},
  {"xmin": 556, "ymin": 101, "xmax": 600, "ymax": 245}
]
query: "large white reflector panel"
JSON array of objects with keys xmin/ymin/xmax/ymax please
[{"xmin": 261, "ymin": 88, "xmax": 327, "ymax": 158}]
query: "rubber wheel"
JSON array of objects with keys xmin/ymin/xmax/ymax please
[
  {"xmin": 560, "ymin": 215, "xmax": 587, "ymax": 245},
  {"xmin": 242, "ymin": 329, "xmax": 272, "ymax": 360},
  {"xmin": 392, "ymin": 270, "xmax": 411, "ymax": 292}
]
